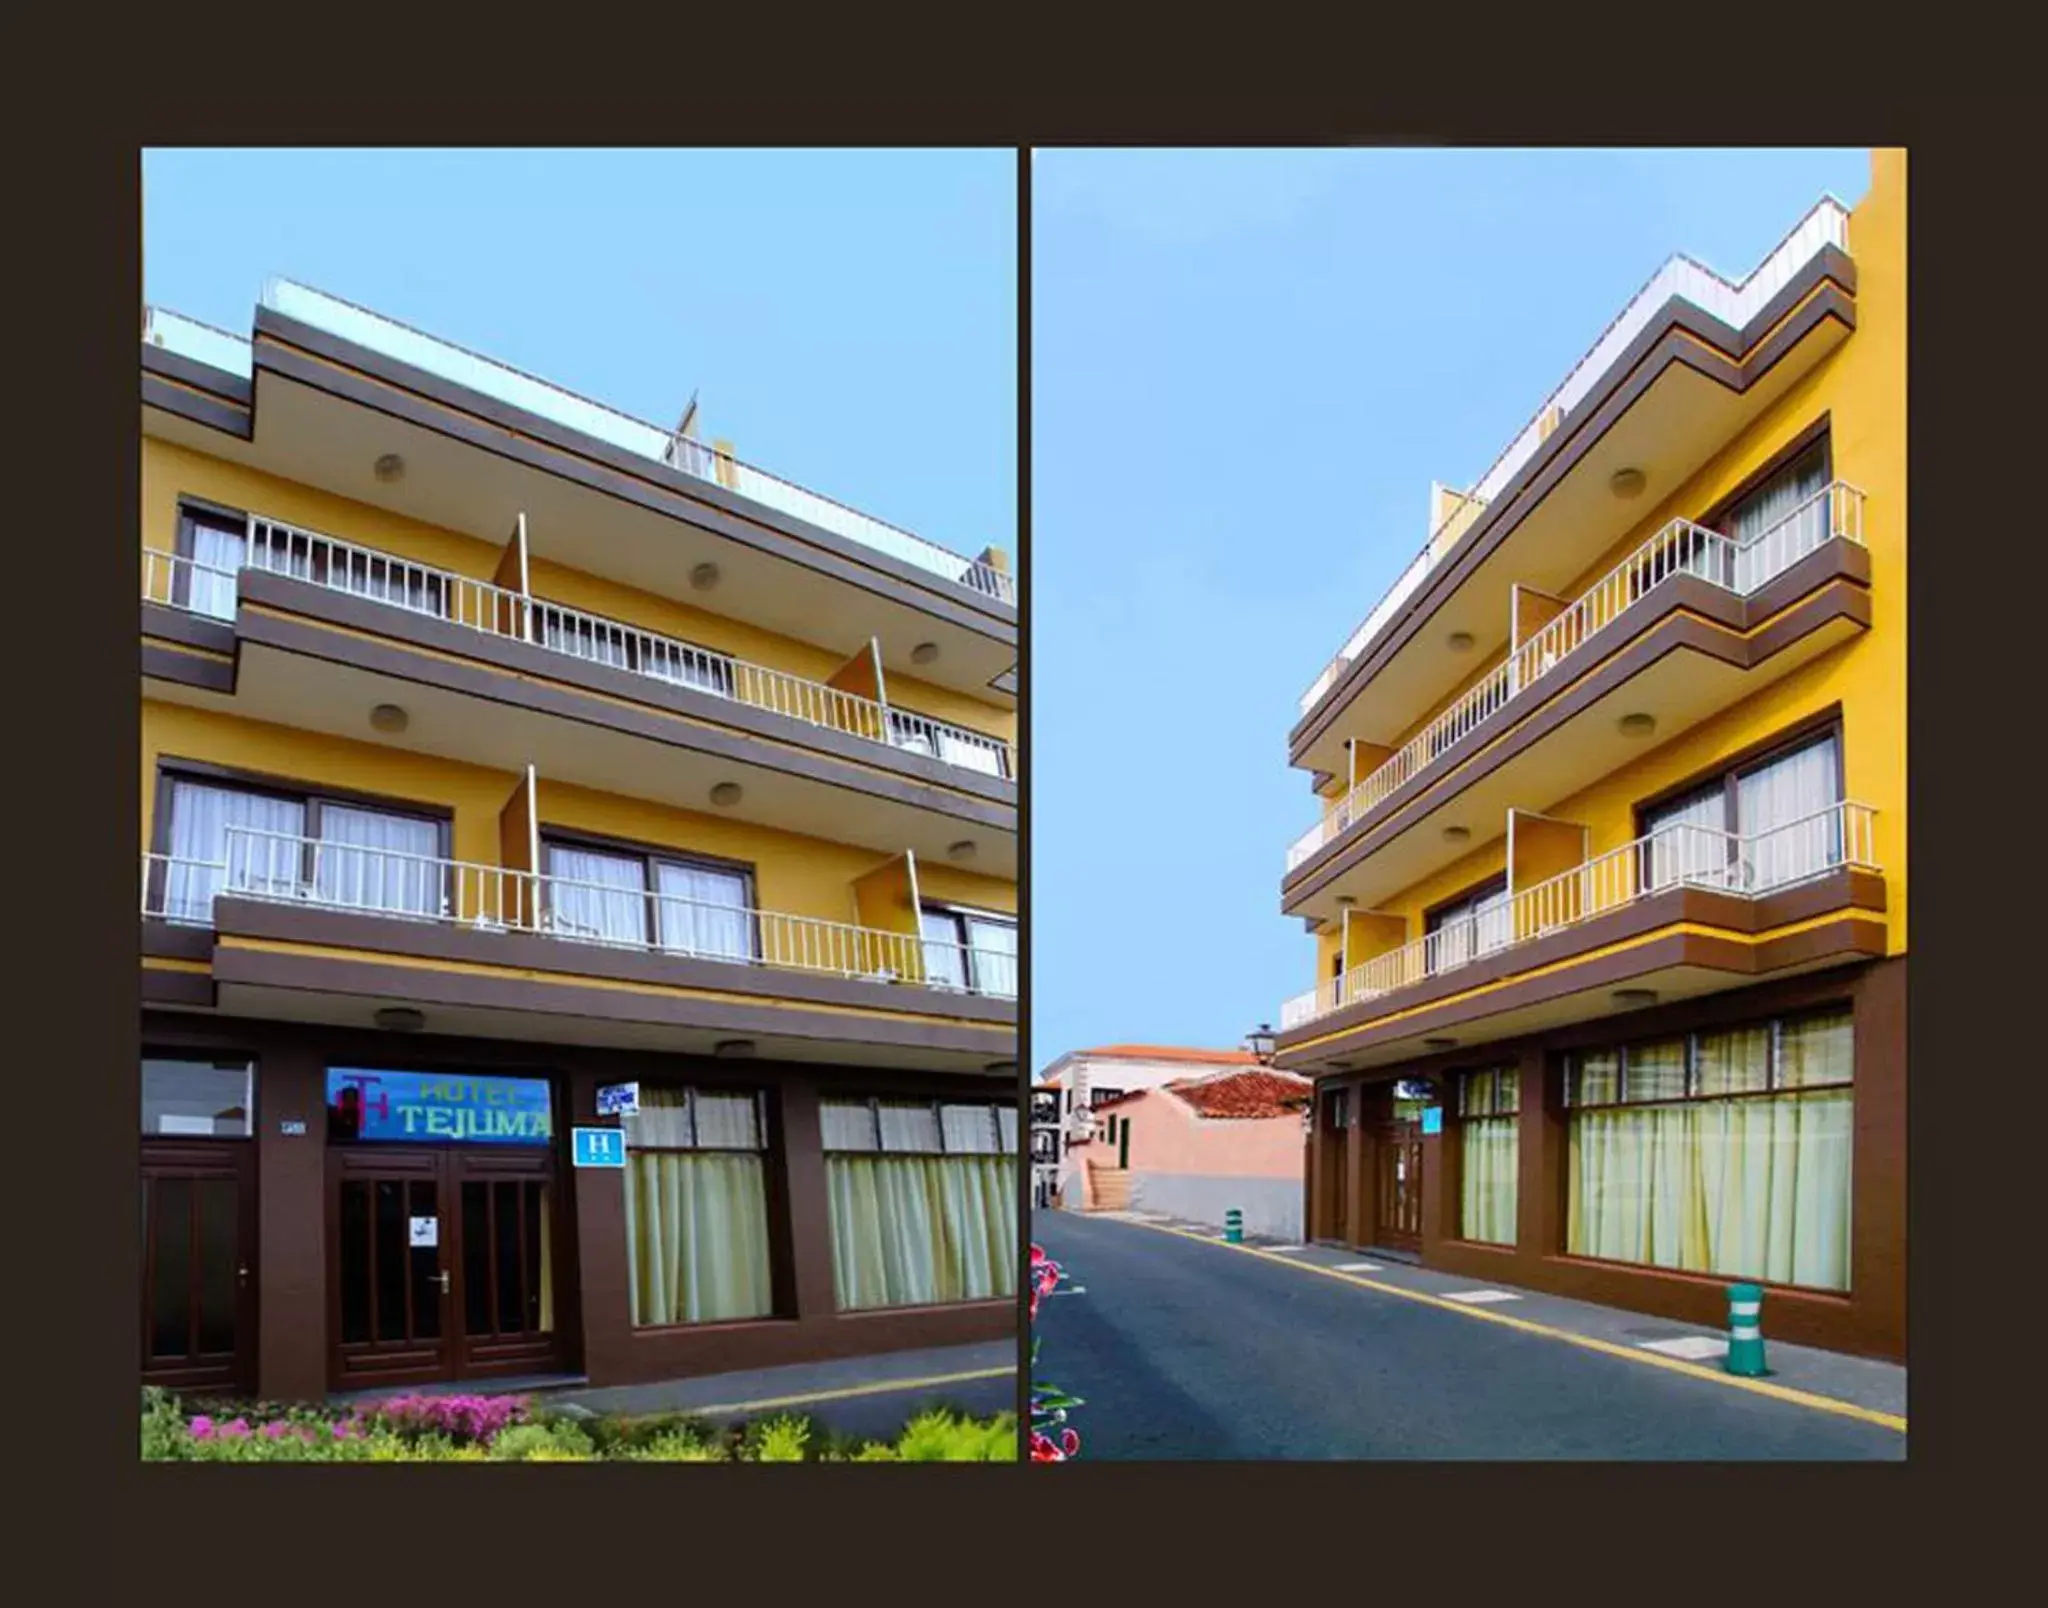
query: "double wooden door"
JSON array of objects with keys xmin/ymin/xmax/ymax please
[
  {"xmin": 141, "ymin": 1140, "xmax": 257, "ymax": 1393},
  {"xmin": 328, "ymin": 1145, "xmax": 563, "ymax": 1390}
]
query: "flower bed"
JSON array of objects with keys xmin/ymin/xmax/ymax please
[
  {"xmin": 142, "ymin": 1386, "xmax": 1016, "ymax": 1462},
  {"xmin": 1029, "ymin": 1243, "xmax": 1084, "ymax": 1461}
]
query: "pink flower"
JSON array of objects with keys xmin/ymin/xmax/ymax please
[
  {"xmin": 189, "ymin": 1415, "xmax": 215, "ymax": 1440},
  {"xmin": 220, "ymin": 1418, "xmax": 252, "ymax": 1439}
]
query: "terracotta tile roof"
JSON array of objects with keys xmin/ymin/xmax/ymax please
[
  {"xmin": 1079, "ymin": 1044, "xmax": 1260, "ymax": 1065},
  {"xmin": 1166, "ymin": 1069, "xmax": 1314, "ymax": 1120}
]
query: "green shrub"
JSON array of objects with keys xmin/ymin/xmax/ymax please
[
  {"xmin": 744, "ymin": 1415, "xmax": 810, "ymax": 1463},
  {"xmin": 488, "ymin": 1421, "xmax": 596, "ymax": 1461},
  {"xmin": 625, "ymin": 1430, "xmax": 730, "ymax": 1462},
  {"xmin": 891, "ymin": 1408, "xmax": 1018, "ymax": 1462}
]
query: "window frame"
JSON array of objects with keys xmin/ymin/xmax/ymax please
[
  {"xmin": 537, "ymin": 827, "xmax": 761, "ymax": 961},
  {"xmin": 1699, "ymin": 418, "xmax": 1834, "ymax": 538},
  {"xmin": 816, "ymin": 1094, "xmax": 1016, "ymax": 1157},
  {"xmin": 1631, "ymin": 717, "xmax": 1847, "ymax": 845},
  {"xmin": 1562, "ymin": 1005, "xmax": 1854, "ymax": 1112},
  {"xmin": 617, "ymin": 1085, "xmax": 771, "ymax": 1155},
  {"xmin": 917, "ymin": 901, "xmax": 1018, "ymax": 997}
]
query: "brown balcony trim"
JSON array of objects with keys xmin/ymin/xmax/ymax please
[
  {"xmin": 205, "ymin": 933, "xmax": 1013, "ymax": 1061},
  {"xmin": 141, "ymin": 961, "xmax": 215, "ymax": 1009},
  {"xmin": 143, "ymin": 342, "xmax": 252, "ymax": 408},
  {"xmin": 223, "ymin": 571, "xmax": 1015, "ymax": 834},
  {"xmin": 205, "ymin": 896, "xmax": 1016, "ymax": 1027},
  {"xmin": 1275, "ymin": 884, "xmax": 1886, "ymax": 1066},
  {"xmin": 1290, "ymin": 247, "xmax": 1856, "ymax": 758},
  {"xmin": 243, "ymin": 309, "xmax": 1015, "ymax": 637},
  {"xmin": 141, "ymin": 637, "xmax": 236, "ymax": 694},
  {"xmin": 1282, "ymin": 548, "xmax": 1871, "ymax": 910},
  {"xmin": 140, "ymin": 600, "xmax": 237, "ymax": 656}
]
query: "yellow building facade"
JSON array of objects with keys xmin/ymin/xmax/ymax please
[
  {"xmin": 139, "ymin": 284, "xmax": 1020, "ymax": 1399},
  {"xmin": 1275, "ymin": 152, "xmax": 1905, "ymax": 1359}
]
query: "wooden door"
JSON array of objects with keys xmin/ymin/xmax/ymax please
[
  {"xmin": 141, "ymin": 1140, "xmax": 256, "ymax": 1393},
  {"xmin": 329, "ymin": 1148, "xmax": 455, "ymax": 1390},
  {"xmin": 1375, "ymin": 1121, "xmax": 1424, "ymax": 1252},
  {"xmin": 451, "ymin": 1148, "xmax": 564, "ymax": 1379}
]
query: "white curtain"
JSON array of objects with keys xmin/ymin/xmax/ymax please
[
  {"xmin": 819, "ymin": 1099, "xmax": 880, "ymax": 1152},
  {"xmin": 919, "ymin": 910, "xmax": 969, "ymax": 990},
  {"xmin": 1431, "ymin": 887, "xmax": 1511, "ymax": 972},
  {"xmin": 185, "ymin": 520, "xmax": 245, "ymax": 622},
  {"xmin": 312, "ymin": 805, "xmax": 441, "ymax": 916},
  {"xmin": 878, "ymin": 1100, "xmax": 944, "ymax": 1153},
  {"xmin": 826, "ymin": 1153, "xmax": 1017, "ymax": 1311},
  {"xmin": 1461, "ymin": 1119, "xmax": 1518, "ymax": 1245},
  {"xmin": 165, "ymin": 781, "xmax": 305, "ymax": 921},
  {"xmin": 621, "ymin": 1086, "xmax": 773, "ymax": 1327},
  {"xmin": 1738, "ymin": 737, "xmax": 1841, "ymax": 888},
  {"xmin": 1730, "ymin": 448, "xmax": 1830, "ymax": 592},
  {"xmin": 654, "ymin": 861, "xmax": 753, "ymax": 962},
  {"xmin": 965, "ymin": 917, "xmax": 1018, "ymax": 997},
  {"xmin": 547, "ymin": 846, "xmax": 647, "ymax": 945},
  {"xmin": 940, "ymin": 1103, "xmax": 1002, "ymax": 1154},
  {"xmin": 887, "ymin": 713, "xmax": 939, "ymax": 760},
  {"xmin": 1642, "ymin": 786, "xmax": 1733, "ymax": 892}
]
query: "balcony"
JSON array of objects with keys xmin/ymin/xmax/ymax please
[
  {"xmin": 143, "ymin": 514, "xmax": 1015, "ymax": 781},
  {"xmin": 1293, "ymin": 197, "xmax": 1854, "ymax": 756},
  {"xmin": 1276, "ymin": 803, "xmax": 1885, "ymax": 1069},
  {"xmin": 141, "ymin": 828, "xmax": 1016, "ymax": 1070},
  {"xmin": 1286, "ymin": 482, "xmax": 1865, "ymax": 874},
  {"xmin": 145, "ymin": 283, "xmax": 1015, "ymax": 609}
]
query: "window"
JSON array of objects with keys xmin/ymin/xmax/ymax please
[
  {"xmin": 533, "ymin": 603, "xmax": 735, "ymax": 697},
  {"xmin": 1326, "ymin": 1087, "xmax": 1349, "ymax": 1131},
  {"xmin": 142, "ymin": 1057, "xmax": 253, "ymax": 1137},
  {"xmin": 820, "ymin": 1097, "xmax": 1019, "ymax": 1311},
  {"xmin": 918, "ymin": 905, "xmax": 1017, "ymax": 997},
  {"xmin": 541, "ymin": 837, "xmax": 756, "ymax": 961},
  {"xmin": 155, "ymin": 773, "xmax": 445, "ymax": 924},
  {"xmin": 620, "ymin": 1087, "xmax": 773, "ymax": 1327},
  {"xmin": 175, "ymin": 505, "xmax": 247, "ymax": 622},
  {"xmin": 1425, "ymin": 878, "xmax": 1511, "ymax": 975},
  {"xmin": 1720, "ymin": 436, "xmax": 1831, "ymax": 592},
  {"xmin": 1564, "ymin": 1007, "xmax": 1854, "ymax": 1291},
  {"xmin": 1637, "ymin": 728, "xmax": 1843, "ymax": 895},
  {"xmin": 1457, "ymin": 1068, "xmax": 1518, "ymax": 1245}
]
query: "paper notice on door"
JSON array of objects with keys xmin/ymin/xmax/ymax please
[{"xmin": 409, "ymin": 1216, "xmax": 438, "ymax": 1248}]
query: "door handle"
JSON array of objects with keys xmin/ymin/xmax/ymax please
[
  {"xmin": 236, "ymin": 1263, "xmax": 249, "ymax": 1287},
  {"xmin": 436, "ymin": 1270, "xmax": 451, "ymax": 1296}
]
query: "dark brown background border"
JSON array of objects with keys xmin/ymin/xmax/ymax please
[{"xmin": 24, "ymin": 62, "xmax": 2014, "ymax": 1601}]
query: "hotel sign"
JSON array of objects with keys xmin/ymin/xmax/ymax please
[{"xmin": 326, "ymin": 1070, "xmax": 554, "ymax": 1146}]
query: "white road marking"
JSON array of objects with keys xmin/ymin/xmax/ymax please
[
  {"xmin": 1331, "ymin": 1262, "xmax": 1384, "ymax": 1273},
  {"xmin": 1638, "ymin": 1335, "xmax": 1728, "ymax": 1361},
  {"xmin": 1440, "ymin": 1288, "xmax": 1523, "ymax": 1304}
]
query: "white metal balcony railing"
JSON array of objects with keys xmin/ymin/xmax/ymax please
[
  {"xmin": 145, "ymin": 283, "xmax": 1015, "ymax": 606},
  {"xmin": 141, "ymin": 513, "xmax": 1014, "ymax": 781},
  {"xmin": 1285, "ymin": 481, "xmax": 1865, "ymax": 871},
  {"xmin": 1298, "ymin": 197, "xmax": 1853, "ymax": 716},
  {"xmin": 1279, "ymin": 801, "xmax": 1877, "ymax": 1030},
  {"xmin": 142, "ymin": 828, "xmax": 1019, "ymax": 1001}
]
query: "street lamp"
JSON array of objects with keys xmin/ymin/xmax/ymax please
[{"xmin": 1247, "ymin": 1023, "xmax": 1276, "ymax": 1065}]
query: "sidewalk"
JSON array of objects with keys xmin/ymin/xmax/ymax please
[{"xmin": 1079, "ymin": 1208, "xmax": 1906, "ymax": 1421}]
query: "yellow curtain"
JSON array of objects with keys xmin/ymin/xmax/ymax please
[
  {"xmin": 1459, "ymin": 1117, "xmax": 1518, "ymax": 1245},
  {"xmin": 1567, "ymin": 1090, "xmax": 1852, "ymax": 1290},
  {"xmin": 623, "ymin": 1151, "xmax": 773, "ymax": 1327},
  {"xmin": 827, "ymin": 1154, "xmax": 1018, "ymax": 1312}
]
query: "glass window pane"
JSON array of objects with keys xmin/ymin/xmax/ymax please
[
  {"xmin": 1779, "ymin": 1009, "xmax": 1854, "ymax": 1088},
  {"xmin": 149, "ymin": 1178, "xmax": 192, "ymax": 1357},
  {"xmin": 878, "ymin": 1101, "xmax": 944, "ymax": 1153},
  {"xmin": 374, "ymin": 1181, "xmax": 408, "ymax": 1342},
  {"xmin": 313, "ymin": 806, "xmax": 441, "ymax": 917},
  {"xmin": 623, "ymin": 1086, "xmax": 694, "ymax": 1149},
  {"xmin": 340, "ymin": 1182, "xmax": 371, "ymax": 1344},
  {"xmin": 1623, "ymin": 1040, "xmax": 1688, "ymax": 1103},
  {"xmin": 693, "ymin": 1092, "xmax": 761, "ymax": 1150},
  {"xmin": 546, "ymin": 845, "xmax": 648, "ymax": 945},
  {"xmin": 524, "ymin": 1183, "xmax": 550, "ymax": 1334},
  {"xmin": 409, "ymin": 1180, "xmax": 440, "ymax": 1340},
  {"xmin": 142, "ymin": 1058, "xmax": 253, "ymax": 1136},
  {"xmin": 919, "ymin": 910, "xmax": 968, "ymax": 990},
  {"xmin": 495, "ymin": 1181, "xmax": 524, "ymax": 1334},
  {"xmin": 964, "ymin": 917, "xmax": 1018, "ymax": 998},
  {"xmin": 195, "ymin": 1179, "xmax": 239, "ymax": 1355},
  {"xmin": 462, "ymin": 1181, "xmax": 491, "ymax": 1336},
  {"xmin": 819, "ymin": 1100, "xmax": 879, "ymax": 1152},
  {"xmin": 1498, "ymin": 1067, "xmax": 1520, "ymax": 1115},
  {"xmin": 1569, "ymin": 1051, "xmax": 1620, "ymax": 1107},
  {"xmin": 654, "ymin": 861, "xmax": 754, "ymax": 962},
  {"xmin": 1695, "ymin": 1026, "xmax": 1771, "ymax": 1097},
  {"xmin": 940, "ymin": 1104, "xmax": 1000, "ymax": 1154}
]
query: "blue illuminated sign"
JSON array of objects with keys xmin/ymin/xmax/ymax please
[
  {"xmin": 326, "ymin": 1069, "xmax": 554, "ymax": 1146},
  {"xmin": 1420, "ymin": 1105, "xmax": 1444, "ymax": 1137},
  {"xmin": 572, "ymin": 1128, "xmax": 626, "ymax": 1168}
]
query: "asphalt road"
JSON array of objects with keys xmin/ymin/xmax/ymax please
[{"xmin": 1032, "ymin": 1213, "xmax": 1905, "ymax": 1460}]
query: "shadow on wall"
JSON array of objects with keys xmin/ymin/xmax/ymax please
[{"xmin": 1129, "ymin": 1175, "xmax": 1303, "ymax": 1242}]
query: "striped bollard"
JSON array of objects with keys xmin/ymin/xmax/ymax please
[
  {"xmin": 1725, "ymin": 1283, "xmax": 1767, "ymax": 1376},
  {"xmin": 1224, "ymin": 1208, "xmax": 1243, "ymax": 1244}
]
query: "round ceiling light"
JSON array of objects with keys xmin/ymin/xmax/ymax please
[
  {"xmin": 947, "ymin": 840, "xmax": 978, "ymax": 861},
  {"xmin": 374, "ymin": 1006, "xmax": 425, "ymax": 1032},
  {"xmin": 1447, "ymin": 631, "xmax": 1476, "ymax": 653},
  {"xmin": 910, "ymin": 642, "xmax": 940, "ymax": 665},
  {"xmin": 1612, "ymin": 988, "xmax": 1659, "ymax": 1008},
  {"xmin": 1609, "ymin": 467, "xmax": 1647, "ymax": 499},
  {"xmin": 1442, "ymin": 824, "xmax": 1471, "ymax": 844},
  {"xmin": 373, "ymin": 453, "xmax": 406, "ymax": 484},
  {"xmin": 369, "ymin": 703, "xmax": 410, "ymax": 734},
  {"xmin": 1618, "ymin": 712, "xmax": 1657, "ymax": 739},
  {"xmin": 713, "ymin": 1039, "xmax": 756, "ymax": 1059},
  {"xmin": 710, "ymin": 782, "xmax": 744, "ymax": 807},
  {"xmin": 1422, "ymin": 1037, "xmax": 1459, "ymax": 1051},
  {"xmin": 689, "ymin": 562, "xmax": 721, "ymax": 591}
]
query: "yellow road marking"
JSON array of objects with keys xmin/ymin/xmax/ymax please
[
  {"xmin": 1108, "ymin": 1217, "xmax": 1907, "ymax": 1434},
  {"xmin": 629, "ymin": 1364, "xmax": 1016, "ymax": 1421}
]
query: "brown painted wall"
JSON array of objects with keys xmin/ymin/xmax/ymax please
[
  {"xmin": 1310, "ymin": 958, "xmax": 1905, "ymax": 1360},
  {"xmin": 141, "ymin": 1010, "xmax": 1018, "ymax": 1400}
]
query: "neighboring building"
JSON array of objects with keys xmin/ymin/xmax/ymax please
[
  {"xmin": 1063, "ymin": 1069, "xmax": 1313, "ymax": 1239},
  {"xmin": 1273, "ymin": 152, "xmax": 1905, "ymax": 1360},
  {"xmin": 139, "ymin": 281, "xmax": 1020, "ymax": 1400},
  {"xmin": 1033, "ymin": 1045, "xmax": 1262, "ymax": 1207}
]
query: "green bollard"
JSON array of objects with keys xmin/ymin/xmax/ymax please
[
  {"xmin": 1224, "ymin": 1208, "xmax": 1243, "ymax": 1244},
  {"xmin": 1725, "ymin": 1282, "xmax": 1768, "ymax": 1376}
]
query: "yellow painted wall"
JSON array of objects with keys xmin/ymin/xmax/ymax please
[
  {"xmin": 143, "ymin": 437, "xmax": 1014, "ymax": 745},
  {"xmin": 1312, "ymin": 150, "xmax": 1907, "ymax": 984},
  {"xmin": 915, "ymin": 861, "xmax": 1018, "ymax": 916}
]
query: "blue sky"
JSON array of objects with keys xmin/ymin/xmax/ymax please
[
  {"xmin": 142, "ymin": 149, "xmax": 1016, "ymax": 563},
  {"xmin": 1029, "ymin": 147, "xmax": 1871, "ymax": 1070}
]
